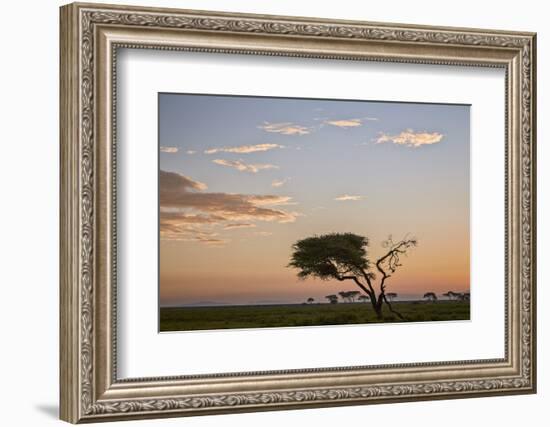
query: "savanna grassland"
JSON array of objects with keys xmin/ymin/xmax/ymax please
[{"xmin": 159, "ymin": 301, "xmax": 470, "ymax": 332}]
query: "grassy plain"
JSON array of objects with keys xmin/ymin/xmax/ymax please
[{"xmin": 160, "ymin": 301, "xmax": 470, "ymax": 332}]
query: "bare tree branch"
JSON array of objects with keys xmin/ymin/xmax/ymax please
[{"xmin": 374, "ymin": 236, "xmax": 418, "ymax": 319}]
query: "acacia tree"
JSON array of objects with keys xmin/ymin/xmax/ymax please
[
  {"xmin": 442, "ymin": 291, "xmax": 457, "ymax": 300},
  {"xmin": 348, "ymin": 291, "xmax": 361, "ymax": 302},
  {"xmin": 456, "ymin": 292, "xmax": 470, "ymax": 302},
  {"xmin": 386, "ymin": 292, "xmax": 398, "ymax": 302},
  {"xmin": 288, "ymin": 233, "xmax": 417, "ymax": 320},
  {"xmin": 423, "ymin": 292, "xmax": 438, "ymax": 302},
  {"xmin": 338, "ymin": 291, "xmax": 359, "ymax": 302},
  {"xmin": 358, "ymin": 294, "xmax": 369, "ymax": 303},
  {"xmin": 338, "ymin": 291, "xmax": 351, "ymax": 302},
  {"xmin": 325, "ymin": 294, "xmax": 338, "ymax": 304},
  {"xmin": 307, "ymin": 297, "xmax": 315, "ymax": 304}
]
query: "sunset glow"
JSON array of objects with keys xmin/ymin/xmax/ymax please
[{"xmin": 159, "ymin": 94, "xmax": 470, "ymax": 307}]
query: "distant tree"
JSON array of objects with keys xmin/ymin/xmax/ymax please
[
  {"xmin": 337, "ymin": 290, "xmax": 365, "ymax": 303},
  {"xmin": 386, "ymin": 292, "xmax": 398, "ymax": 302},
  {"xmin": 338, "ymin": 291, "xmax": 350, "ymax": 302},
  {"xmin": 456, "ymin": 292, "xmax": 470, "ymax": 302},
  {"xmin": 325, "ymin": 294, "xmax": 338, "ymax": 304},
  {"xmin": 348, "ymin": 290, "xmax": 361, "ymax": 302},
  {"xmin": 442, "ymin": 291, "xmax": 458, "ymax": 300},
  {"xmin": 307, "ymin": 297, "xmax": 315, "ymax": 304},
  {"xmin": 423, "ymin": 292, "xmax": 438, "ymax": 302},
  {"xmin": 289, "ymin": 232, "xmax": 417, "ymax": 320},
  {"xmin": 358, "ymin": 294, "xmax": 369, "ymax": 303}
]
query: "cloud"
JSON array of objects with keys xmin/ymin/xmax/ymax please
[
  {"xmin": 160, "ymin": 146, "xmax": 179, "ymax": 153},
  {"xmin": 258, "ymin": 121, "xmax": 312, "ymax": 135},
  {"xmin": 223, "ymin": 223, "xmax": 256, "ymax": 230},
  {"xmin": 271, "ymin": 178, "xmax": 290, "ymax": 188},
  {"xmin": 160, "ymin": 171, "xmax": 297, "ymax": 222},
  {"xmin": 160, "ymin": 171, "xmax": 208, "ymax": 192},
  {"xmin": 325, "ymin": 119, "xmax": 363, "ymax": 128},
  {"xmin": 196, "ymin": 237, "xmax": 227, "ymax": 246},
  {"xmin": 322, "ymin": 116, "xmax": 378, "ymax": 128},
  {"xmin": 375, "ymin": 129, "xmax": 444, "ymax": 147},
  {"xmin": 159, "ymin": 212, "xmax": 227, "ymax": 245},
  {"xmin": 164, "ymin": 229, "xmax": 227, "ymax": 245},
  {"xmin": 247, "ymin": 195, "xmax": 293, "ymax": 206},
  {"xmin": 335, "ymin": 194, "xmax": 364, "ymax": 201},
  {"xmin": 160, "ymin": 212, "xmax": 225, "ymax": 224},
  {"xmin": 212, "ymin": 159, "xmax": 279, "ymax": 173},
  {"xmin": 254, "ymin": 231, "xmax": 273, "ymax": 237},
  {"xmin": 205, "ymin": 143, "xmax": 284, "ymax": 154},
  {"xmin": 159, "ymin": 170, "xmax": 299, "ymax": 242},
  {"xmin": 186, "ymin": 150, "xmax": 197, "ymax": 155}
]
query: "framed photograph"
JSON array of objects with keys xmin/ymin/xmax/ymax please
[
  {"xmin": 60, "ymin": 2, "xmax": 537, "ymax": 423},
  {"xmin": 157, "ymin": 93, "xmax": 472, "ymax": 332}
]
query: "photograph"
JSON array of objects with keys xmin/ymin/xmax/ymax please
[{"xmin": 158, "ymin": 93, "xmax": 471, "ymax": 332}]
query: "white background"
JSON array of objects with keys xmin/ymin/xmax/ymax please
[
  {"xmin": 118, "ymin": 50, "xmax": 504, "ymax": 377},
  {"xmin": 0, "ymin": 0, "xmax": 546, "ymax": 426}
]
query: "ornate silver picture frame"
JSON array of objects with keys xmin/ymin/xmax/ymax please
[{"xmin": 60, "ymin": 2, "xmax": 536, "ymax": 423}]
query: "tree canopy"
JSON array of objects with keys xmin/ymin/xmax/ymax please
[
  {"xmin": 423, "ymin": 292, "xmax": 437, "ymax": 301},
  {"xmin": 288, "ymin": 233, "xmax": 371, "ymax": 281}
]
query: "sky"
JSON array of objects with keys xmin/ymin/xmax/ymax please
[{"xmin": 158, "ymin": 93, "xmax": 470, "ymax": 306}]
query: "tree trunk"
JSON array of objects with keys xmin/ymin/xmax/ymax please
[{"xmin": 372, "ymin": 300, "xmax": 383, "ymax": 319}]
